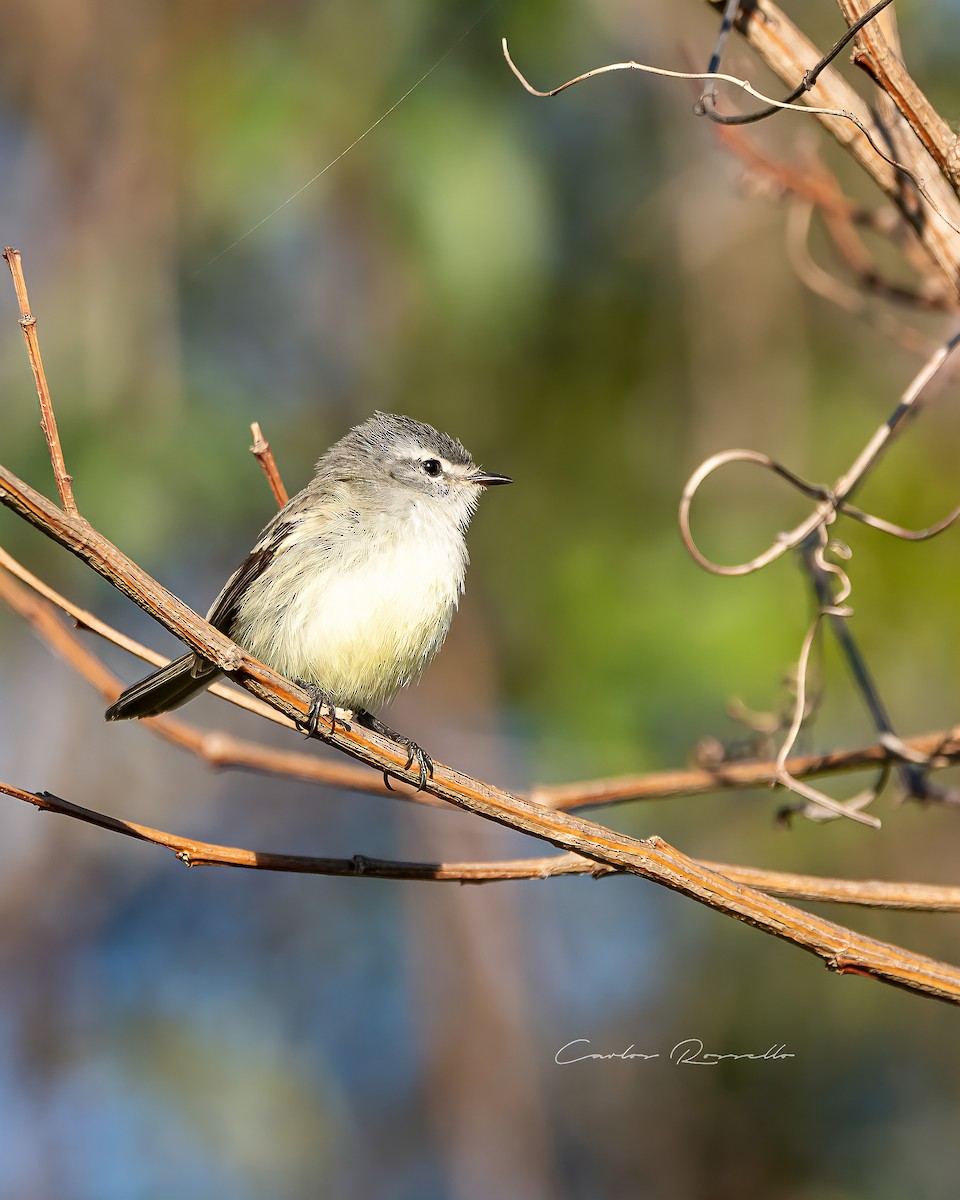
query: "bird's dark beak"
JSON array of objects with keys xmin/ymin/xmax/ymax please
[{"xmin": 470, "ymin": 469, "xmax": 512, "ymax": 486}]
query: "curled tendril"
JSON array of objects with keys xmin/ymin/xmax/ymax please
[
  {"xmin": 679, "ymin": 449, "xmax": 960, "ymax": 576},
  {"xmin": 678, "ymin": 330, "xmax": 960, "ymax": 826},
  {"xmin": 680, "ymin": 328, "xmax": 960, "ymax": 577}
]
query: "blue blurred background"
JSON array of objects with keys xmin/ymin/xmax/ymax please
[{"xmin": 3, "ymin": 1, "xmax": 960, "ymax": 1196}]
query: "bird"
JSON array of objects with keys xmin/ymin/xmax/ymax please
[{"xmin": 105, "ymin": 411, "xmax": 512, "ymax": 786}]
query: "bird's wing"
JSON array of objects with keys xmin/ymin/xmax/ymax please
[{"xmin": 205, "ymin": 517, "xmax": 299, "ymax": 635}]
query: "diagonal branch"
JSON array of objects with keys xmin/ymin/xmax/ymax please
[
  {"xmin": 836, "ymin": 0, "xmax": 960, "ymax": 189},
  {"xmin": 6, "ymin": 462, "xmax": 960, "ymax": 1000},
  {"xmin": 6, "ymin": 544, "xmax": 960, "ymax": 812},
  {"xmin": 704, "ymin": 0, "xmax": 960, "ymax": 292}
]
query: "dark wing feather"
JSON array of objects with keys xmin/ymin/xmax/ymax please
[{"xmin": 206, "ymin": 518, "xmax": 297, "ymax": 634}]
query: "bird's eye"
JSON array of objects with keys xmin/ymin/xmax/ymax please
[{"xmin": 422, "ymin": 459, "xmax": 443, "ymax": 477}]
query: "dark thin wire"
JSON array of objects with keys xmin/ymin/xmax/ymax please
[
  {"xmin": 699, "ymin": 0, "xmax": 741, "ymax": 112},
  {"xmin": 799, "ymin": 533, "xmax": 928, "ymax": 801},
  {"xmin": 697, "ymin": 0, "xmax": 895, "ymax": 125}
]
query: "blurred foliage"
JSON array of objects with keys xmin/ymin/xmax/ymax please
[{"xmin": 3, "ymin": 1, "xmax": 960, "ymax": 1197}]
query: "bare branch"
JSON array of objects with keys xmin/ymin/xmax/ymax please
[
  {"xmin": 249, "ymin": 421, "xmax": 289, "ymax": 508},
  {"xmin": 703, "ymin": 0, "xmax": 960, "ymax": 293},
  {"xmin": 0, "ymin": 564, "xmax": 422, "ymax": 803},
  {"xmin": 2, "ymin": 248, "xmax": 76, "ymax": 513},
  {"xmin": 0, "ymin": 543, "xmax": 297, "ymax": 728},
  {"xmin": 6, "ymin": 778, "xmax": 960, "ymax": 912},
  {"xmin": 837, "ymin": 0, "xmax": 960, "ymax": 189}
]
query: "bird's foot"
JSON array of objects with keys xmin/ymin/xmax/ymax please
[
  {"xmin": 396, "ymin": 738, "xmax": 434, "ymax": 793},
  {"xmin": 294, "ymin": 680, "xmax": 337, "ymax": 738},
  {"xmin": 354, "ymin": 709, "xmax": 434, "ymax": 792}
]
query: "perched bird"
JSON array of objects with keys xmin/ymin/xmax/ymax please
[{"xmin": 106, "ymin": 412, "xmax": 511, "ymax": 784}]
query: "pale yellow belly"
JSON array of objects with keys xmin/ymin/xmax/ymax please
[{"xmin": 234, "ymin": 534, "xmax": 464, "ymax": 711}]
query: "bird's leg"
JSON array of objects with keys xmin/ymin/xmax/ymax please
[
  {"xmin": 294, "ymin": 680, "xmax": 337, "ymax": 738},
  {"xmin": 354, "ymin": 709, "xmax": 434, "ymax": 792}
]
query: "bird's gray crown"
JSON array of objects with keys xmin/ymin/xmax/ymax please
[{"xmin": 317, "ymin": 412, "xmax": 473, "ymax": 479}]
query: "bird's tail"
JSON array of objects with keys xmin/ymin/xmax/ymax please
[{"xmin": 105, "ymin": 653, "xmax": 220, "ymax": 721}]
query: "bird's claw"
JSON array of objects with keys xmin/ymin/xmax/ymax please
[
  {"xmin": 381, "ymin": 741, "xmax": 433, "ymax": 792},
  {"xmin": 295, "ymin": 681, "xmax": 336, "ymax": 738},
  {"xmin": 352, "ymin": 709, "xmax": 433, "ymax": 792},
  {"xmin": 404, "ymin": 740, "xmax": 434, "ymax": 792}
]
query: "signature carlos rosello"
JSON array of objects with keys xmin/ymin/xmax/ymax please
[{"xmin": 554, "ymin": 1038, "xmax": 795, "ymax": 1066}]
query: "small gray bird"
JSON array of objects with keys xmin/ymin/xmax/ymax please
[{"xmin": 106, "ymin": 412, "xmax": 511, "ymax": 784}]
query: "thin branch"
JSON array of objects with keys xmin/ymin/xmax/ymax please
[
  {"xmin": 0, "ymin": 543, "xmax": 297, "ymax": 729},
  {"xmin": 699, "ymin": 0, "xmax": 895, "ymax": 126},
  {"xmin": 698, "ymin": 0, "xmax": 741, "ymax": 113},
  {"xmin": 501, "ymin": 35, "xmax": 960, "ymax": 252},
  {"xmin": 5, "ymin": 778, "xmax": 960, "ymax": 911},
  {"xmin": 2, "ymin": 248, "xmax": 76, "ymax": 514},
  {"xmin": 837, "ymin": 0, "xmax": 960, "ymax": 190},
  {"xmin": 532, "ymin": 728, "xmax": 960, "ymax": 810},
  {"xmin": 713, "ymin": 121, "xmax": 896, "ymax": 232},
  {"xmin": 249, "ymin": 421, "xmax": 289, "ymax": 507},
  {"xmin": 801, "ymin": 536, "xmax": 923, "ymax": 800},
  {"xmin": 701, "ymin": 0, "xmax": 960, "ymax": 293},
  {"xmin": 785, "ymin": 201, "xmax": 945, "ymax": 356},
  {"xmin": 0, "ymin": 562, "xmax": 423, "ymax": 803},
  {"xmin": 771, "ymin": 544, "xmax": 885, "ymax": 828}
]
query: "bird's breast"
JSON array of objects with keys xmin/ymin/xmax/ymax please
[{"xmin": 233, "ymin": 507, "xmax": 468, "ymax": 711}]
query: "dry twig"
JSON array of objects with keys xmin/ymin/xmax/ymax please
[
  {"xmin": 249, "ymin": 421, "xmax": 289, "ymax": 508},
  {"xmin": 3, "ymin": 248, "xmax": 76, "ymax": 513},
  {"xmin": 6, "ymin": 777, "xmax": 960, "ymax": 912}
]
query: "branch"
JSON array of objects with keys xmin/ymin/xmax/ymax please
[
  {"xmin": 711, "ymin": 123, "xmax": 956, "ymax": 319},
  {"xmin": 705, "ymin": 0, "xmax": 960, "ymax": 292},
  {"xmin": 531, "ymin": 726, "xmax": 960, "ymax": 809},
  {"xmin": 2, "ymin": 248, "xmax": 76, "ymax": 513},
  {"xmin": 249, "ymin": 421, "xmax": 289, "ymax": 507},
  {"xmin": 836, "ymin": 0, "xmax": 960, "ymax": 189},
  {"xmin": 7, "ymin": 465, "xmax": 960, "ymax": 1000},
  {"xmin": 0, "ymin": 562, "xmax": 423, "ymax": 803},
  {"xmin": 0, "ymin": 543, "xmax": 299, "ymax": 729},
  {"xmin": 6, "ymin": 778, "xmax": 960, "ymax": 911}
]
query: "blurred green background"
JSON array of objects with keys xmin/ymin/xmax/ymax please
[{"xmin": 3, "ymin": 1, "xmax": 960, "ymax": 1196}]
